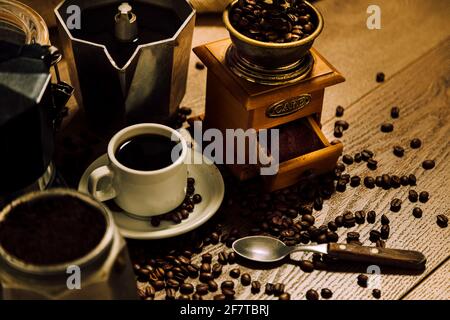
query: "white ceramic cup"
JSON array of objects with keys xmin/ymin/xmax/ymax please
[{"xmin": 88, "ymin": 124, "xmax": 188, "ymax": 217}]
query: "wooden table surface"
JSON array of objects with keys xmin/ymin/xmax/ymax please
[{"xmin": 56, "ymin": 0, "xmax": 450, "ymax": 300}]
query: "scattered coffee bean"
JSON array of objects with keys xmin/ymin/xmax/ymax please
[
  {"xmin": 357, "ymin": 274, "xmax": 368, "ymax": 287},
  {"xmin": 180, "ymin": 283, "xmax": 194, "ymax": 295},
  {"xmin": 305, "ymin": 289, "xmax": 319, "ymax": 300},
  {"xmin": 347, "ymin": 231, "xmax": 360, "ymax": 241},
  {"xmin": 410, "ymin": 138, "xmax": 421, "ymax": 149},
  {"xmin": 400, "ymin": 175, "xmax": 410, "ymax": 186},
  {"xmin": 408, "ymin": 190, "xmax": 418, "ymax": 202},
  {"xmin": 208, "ymin": 280, "xmax": 219, "ymax": 292},
  {"xmin": 212, "ymin": 263, "xmax": 223, "ymax": 277},
  {"xmin": 354, "ymin": 153, "xmax": 362, "ymax": 163},
  {"xmin": 335, "ymin": 215, "xmax": 344, "ymax": 228},
  {"xmin": 369, "ymin": 230, "xmax": 381, "ymax": 242},
  {"xmin": 326, "ymin": 231, "xmax": 339, "ymax": 243},
  {"xmin": 367, "ymin": 211, "xmax": 376, "ymax": 224},
  {"xmin": 350, "ymin": 176, "xmax": 361, "ymax": 187},
  {"xmin": 391, "ymin": 175, "xmax": 401, "ymax": 188},
  {"xmin": 419, "ymin": 191, "xmax": 429, "ymax": 203},
  {"xmin": 390, "ymin": 198, "xmax": 402, "ymax": 212},
  {"xmin": 372, "ymin": 289, "xmax": 381, "ymax": 299},
  {"xmin": 193, "ymin": 194, "xmax": 202, "ymax": 204},
  {"xmin": 251, "ymin": 281, "xmax": 261, "ymax": 294},
  {"xmin": 334, "ymin": 125, "xmax": 343, "ymax": 138},
  {"xmin": 265, "ymin": 283, "xmax": 274, "ymax": 295},
  {"xmin": 195, "ymin": 62, "xmax": 205, "ymax": 70},
  {"xmin": 273, "ymin": 283, "xmax": 285, "ymax": 296},
  {"xmin": 279, "ymin": 292, "xmax": 291, "ymax": 300},
  {"xmin": 364, "ymin": 176, "xmax": 375, "ymax": 189},
  {"xmin": 320, "ymin": 288, "xmax": 333, "ymax": 299},
  {"xmin": 422, "ymin": 160, "xmax": 435, "ymax": 170},
  {"xmin": 376, "ymin": 240, "xmax": 386, "ymax": 248},
  {"xmin": 165, "ymin": 288, "xmax": 176, "ymax": 300},
  {"xmin": 375, "ymin": 176, "xmax": 383, "ymax": 187},
  {"xmin": 302, "ymin": 214, "xmax": 315, "ymax": 226},
  {"xmin": 380, "ymin": 214, "xmax": 390, "ymax": 225},
  {"xmin": 196, "ymin": 283, "xmax": 209, "ymax": 295},
  {"xmin": 355, "ymin": 211, "xmax": 366, "ymax": 224},
  {"xmin": 380, "ymin": 225, "xmax": 390, "ymax": 239},
  {"xmin": 380, "ymin": 123, "xmax": 393, "ymax": 133},
  {"xmin": 228, "ymin": 252, "xmax": 237, "ymax": 264},
  {"xmin": 241, "ymin": 273, "xmax": 251, "ymax": 286},
  {"xmin": 179, "ymin": 106, "xmax": 192, "ymax": 116},
  {"xmin": 221, "ymin": 280, "xmax": 234, "ymax": 290},
  {"xmin": 335, "ymin": 120, "xmax": 349, "ymax": 130},
  {"xmin": 229, "ymin": 268, "xmax": 241, "ymax": 278},
  {"xmin": 391, "ymin": 106, "xmax": 400, "ymax": 119},
  {"xmin": 361, "ymin": 149, "xmax": 374, "ymax": 161},
  {"xmin": 393, "ymin": 145, "xmax": 404, "ymax": 157},
  {"xmin": 150, "ymin": 217, "xmax": 161, "ymax": 227},
  {"xmin": 328, "ymin": 221, "xmax": 338, "ymax": 232},
  {"xmin": 436, "ymin": 215, "xmax": 448, "ymax": 228},
  {"xmin": 367, "ymin": 158, "xmax": 378, "ymax": 170},
  {"xmin": 213, "ymin": 294, "xmax": 226, "ymax": 300},
  {"xmin": 336, "ymin": 106, "xmax": 344, "ymax": 117},
  {"xmin": 412, "ymin": 207, "xmax": 423, "ymax": 219},
  {"xmin": 376, "ymin": 72, "xmax": 385, "ymax": 82},
  {"xmin": 199, "ymin": 272, "xmax": 213, "ymax": 283},
  {"xmin": 222, "ymin": 288, "xmax": 235, "ymax": 299},
  {"xmin": 343, "ymin": 154, "xmax": 354, "ymax": 165},
  {"xmin": 300, "ymin": 260, "xmax": 314, "ymax": 273},
  {"xmin": 201, "ymin": 253, "xmax": 212, "ymax": 263},
  {"xmin": 408, "ymin": 174, "xmax": 417, "ymax": 186},
  {"xmin": 218, "ymin": 251, "xmax": 228, "ymax": 265}
]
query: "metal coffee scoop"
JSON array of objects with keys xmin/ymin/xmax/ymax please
[
  {"xmin": 115, "ymin": 2, "xmax": 138, "ymax": 42},
  {"xmin": 233, "ymin": 236, "xmax": 426, "ymax": 270}
]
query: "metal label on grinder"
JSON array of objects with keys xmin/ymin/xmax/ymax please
[{"xmin": 266, "ymin": 94, "xmax": 312, "ymax": 118}]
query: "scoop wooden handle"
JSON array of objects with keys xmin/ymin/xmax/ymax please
[{"xmin": 327, "ymin": 243, "xmax": 427, "ymax": 270}]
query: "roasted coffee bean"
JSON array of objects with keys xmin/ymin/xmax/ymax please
[
  {"xmin": 314, "ymin": 196, "xmax": 324, "ymax": 211},
  {"xmin": 367, "ymin": 158, "xmax": 378, "ymax": 170},
  {"xmin": 422, "ymin": 160, "xmax": 435, "ymax": 170},
  {"xmin": 150, "ymin": 217, "xmax": 161, "ymax": 227},
  {"xmin": 145, "ymin": 285, "xmax": 155, "ymax": 298},
  {"xmin": 376, "ymin": 72, "xmax": 385, "ymax": 82},
  {"xmin": 336, "ymin": 179, "xmax": 347, "ymax": 192},
  {"xmin": 336, "ymin": 105, "xmax": 344, "ymax": 117},
  {"xmin": 335, "ymin": 215, "xmax": 344, "ymax": 227},
  {"xmin": 393, "ymin": 145, "xmax": 404, "ymax": 157},
  {"xmin": 375, "ymin": 176, "xmax": 383, "ymax": 187},
  {"xmin": 305, "ymin": 289, "xmax": 319, "ymax": 300},
  {"xmin": 390, "ymin": 198, "xmax": 402, "ymax": 212},
  {"xmin": 229, "ymin": 268, "xmax": 241, "ymax": 278},
  {"xmin": 367, "ymin": 211, "xmax": 376, "ymax": 224},
  {"xmin": 241, "ymin": 273, "xmax": 251, "ymax": 286},
  {"xmin": 391, "ymin": 175, "xmax": 401, "ymax": 188},
  {"xmin": 265, "ymin": 283, "xmax": 274, "ymax": 295},
  {"xmin": 208, "ymin": 280, "xmax": 219, "ymax": 292},
  {"xmin": 222, "ymin": 288, "xmax": 235, "ymax": 299},
  {"xmin": 328, "ymin": 221, "xmax": 338, "ymax": 232},
  {"xmin": 178, "ymin": 294, "xmax": 190, "ymax": 300},
  {"xmin": 410, "ymin": 138, "xmax": 422, "ymax": 149},
  {"xmin": 199, "ymin": 272, "xmax": 213, "ymax": 283},
  {"xmin": 221, "ymin": 280, "xmax": 234, "ymax": 290},
  {"xmin": 343, "ymin": 154, "xmax": 354, "ymax": 165},
  {"xmin": 343, "ymin": 211, "xmax": 356, "ymax": 228},
  {"xmin": 400, "ymin": 175, "xmax": 410, "ymax": 186},
  {"xmin": 347, "ymin": 231, "xmax": 360, "ymax": 241},
  {"xmin": 192, "ymin": 194, "xmax": 202, "ymax": 204},
  {"xmin": 251, "ymin": 281, "xmax": 261, "ymax": 294},
  {"xmin": 320, "ymin": 288, "xmax": 333, "ymax": 299},
  {"xmin": 335, "ymin": 120, "xmax": 349, "ymax": 130},
  {"xmin": 165, "ymin": 288, "xmax": 176, "ymax": 300},
  {"xmin": 300, "ymin": 260, "xmax": 314, "ymax": 273},
  {"xmin": 372, "ymin": 289, "xmax": 381, "ymax": 299},
  {"xmin": 228, "ymin": 252, "xmax": 237, "ymax": 264},
  {"xmin": 408, "ymin": 190, "xmax": 418, "ymax": 202},
  {"xmin": 218, "ymin": 251, "xmax": 228, "ymax": 265},
  {"xmin": 380, "ymin": 225, "xmax": 390, "ymax": 239},
  {"xmin": 369, "ymin": 230, "xmax": 381, "ymax": 242},
  {"xmin": 326, "ymin": 231, "xmax": 339, "ymax": 243},
  {"xmin": 196, "ymin": 283, "xmax": 209, "ymax": 295},
  {"xmin": 200, "ymin": 263, "xmax": 211, "ymax": 273},
  {"xmin": 279, "ymin": 292, "xmax": 291, "ymax": 300},
  {"xmin": 436, "ymin": 215, "xmax": 448, "ymax": 228},
  {"xmin": 153, "ymin": 280, "xmax": 165, "ymax": 291},
  {"xmin": 336, "ymin": 162, "xmax": 346, "ymax": 172},
  {"xmin": 412, "ymin": 207, "xmax": 423, "ymax": 218},
  {"xmin": 350, "ymin": 176, "xmax": 361, "ymax": 187},
  {"xmin": 381, "ymin": 174, "xmax": 392, "ymax": 189},
  {"xmin": 364, "ymin": 176, "xmax": 375, "ymax": 189},
  {"xmin": 179, "ymin": 283, "xmax": 194, "ymax": 295},
  {"xmin": 317, "ymin": 234, "xmax": 327, "ymax": 244},
  {"xmin": 380, "ymin": 123, "xmax": 393, "ymax": 133},
  {"xmin": 195, "ymin": 62, "xmax": 205, "ymax": 70},
  {"xmin": 361, "ymin": 149, "xmax": 374, "ymax": 161},
  {"xmin": 191, "ymin": 293, "xmax": 202, "ymax": 300},
  {"xmin": 299, "ymin": 204, "xmax": 313, "ymax": 215},
  {"xmin": 408, "ymin": 174, "xmax": 417, "ymax": 186},
  {"xmin": 201, "ymin": 253, "xmax": 212, "ymax": 264},
  {"xmin": 357, "ymin": 274, "xmax": 368, "ymax": 287},
  {"xmin": 391, "ymin": 106, "xmax": 400, "ymax": 119},
  {"xmin": 273, "ymin": 283, "xmax": 285, "ymax": 296},
  {"xmin": 419, "ymin": 191, "xmax": 429, "ymax": 203},
  {"xmin": 380, "ymin": 214, "xmax": 390, "ymax": 225},
  {"xmin": 213, "ymin": 294, "xmax": 226, "ymax": 300},
  {"xmin": 353, "ymin": 153, "xmax": 362, "ymax": 163},
  {"xmin": 212, "ymin": 263, "xmax": 223, "ymax": 277},
  {"xmin": 355, "ymin": 211, "xmax": 366, "ymax": 224},
  {"xmin": 334, "ymin": 125, "xmax": 343, "ymax": 138},
  {"xmin": 302, "ymin": 214, "xmax": 315, "ymax": 226}
]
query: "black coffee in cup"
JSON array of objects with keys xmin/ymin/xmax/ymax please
[{"xmin": 115, "ymin": 134, "xmax": 180, "ymax": 171}]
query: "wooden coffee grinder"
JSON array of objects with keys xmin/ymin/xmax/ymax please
[{"xmin": 194, "ymin": 1, "xmax": 345, "ymax": 191}]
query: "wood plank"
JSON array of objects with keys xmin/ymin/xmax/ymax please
[
  {"xmin": 149, "ymin": 38, "xmax": 450, "ymax": 300},
  {"xmin": 403, "ymin": 258, "xmax": 450, "ymax": 300}
]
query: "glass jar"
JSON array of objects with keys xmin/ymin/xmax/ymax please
[{"xmin": 0, "ymin": 189, "xmax": 138, "ymax": 300}]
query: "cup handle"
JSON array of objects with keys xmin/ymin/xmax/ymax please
[{"xmin": 88, "ymin": 165, "xmax": 117, "ymax": 202}]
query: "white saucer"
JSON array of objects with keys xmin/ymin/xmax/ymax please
[{"xmin": 78, "ymin": 152, "xmax": 224, "ymax": 240}]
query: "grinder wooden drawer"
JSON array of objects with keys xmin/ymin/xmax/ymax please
[{"xmin": 262, "ymin": 116, "xmax": 343, "ymax": 191}]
